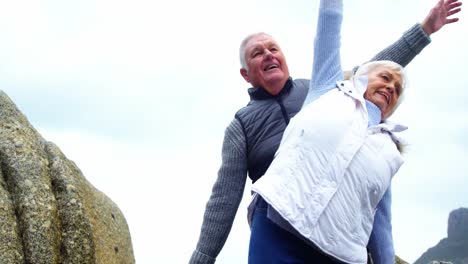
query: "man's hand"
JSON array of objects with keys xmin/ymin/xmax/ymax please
[{"xmin": 422, "ymin": 0, "xmax": 462, "ymax": 36}]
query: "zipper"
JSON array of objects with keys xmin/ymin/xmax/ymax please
[{"xmin": 276, "ymin": 96, "xmax": 289, "ymax": 125}]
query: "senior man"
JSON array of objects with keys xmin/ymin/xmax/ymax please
[{"xmin": 189, "ymin": 1, "xmax": 461, "ymax": 263}]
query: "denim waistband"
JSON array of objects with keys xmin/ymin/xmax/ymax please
[{"xmin": 255, "ymin": 195, "xmax": 268, "ymax": 209}]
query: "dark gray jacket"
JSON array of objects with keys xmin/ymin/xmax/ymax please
[{"xmin": 235, "ymin": 78, "xmax": 308, "ymax": 183}]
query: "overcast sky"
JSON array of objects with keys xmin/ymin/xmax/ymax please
[{"xmin": 0, "ymin": 0, "xmax": 467, "ymax": 263}]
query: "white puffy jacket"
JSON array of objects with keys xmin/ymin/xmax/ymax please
[{"xmin": 251, "ymin": 77, "xmax": 406, "ymax": 264}]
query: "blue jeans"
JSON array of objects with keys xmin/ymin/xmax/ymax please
[{"xmin": 248, "ymin": 198, "xmax": 344, "ymax": 264}]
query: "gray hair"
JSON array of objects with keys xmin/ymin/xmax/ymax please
[
  {"xmin": 239, "ymin": 32, "xmax": 272, "ymax": 70},
  {"xmin": 354, "ymin": 60, "xmax": 408, "ymax": 119}
]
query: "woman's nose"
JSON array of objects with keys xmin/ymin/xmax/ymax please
[{"xmin": 386, "ymin": 85, "xmax": 394, "ymax": 93}]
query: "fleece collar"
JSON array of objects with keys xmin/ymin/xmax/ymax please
[{"xmin": 247, "ymin": 78, "xmax": 294, "ymax": 100}]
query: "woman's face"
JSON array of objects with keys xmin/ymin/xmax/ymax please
[{"xmin": 364, "ymin": 66, "xmax": 402, "ymax": 119}]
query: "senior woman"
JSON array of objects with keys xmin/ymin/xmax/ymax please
[{"xmin": 248, "ymin": 0, "xmax": 461, "ymax": 263}]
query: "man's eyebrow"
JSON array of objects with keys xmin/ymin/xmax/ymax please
[
  {"xmin": 267, "ymin": 42, "xmax": 278, "ymax": 47},
  {"xmin": 249, "ymin": 47, "xmax": 260, "ymax": 54}
]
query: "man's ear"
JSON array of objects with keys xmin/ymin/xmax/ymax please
[{"xmin": 240, "ymin": 68, "xmax": 250, "ymax": 83}]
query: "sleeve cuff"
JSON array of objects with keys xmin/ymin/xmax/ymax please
[
  {"xmin": 320, "ymin": 0, "xmax": 342, "ymax": 10},
  {"xmin": 403, "ymin": 23, "xmax": 431, "ymax": 54},
  {"xmin": 189, "ymin": 250, "xmax": 216, "ymax": 264}
]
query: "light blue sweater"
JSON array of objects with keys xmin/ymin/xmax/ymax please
[{"xmin": 306, "ymin": 1, "xmax": 394, "ymax": 263}]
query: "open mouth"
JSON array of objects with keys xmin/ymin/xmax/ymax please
[
  {"xmin": 264, "ymin": 64, "xmax": 279, "ymax": 71},
  {"xmin": 377, "ymin": 92, "xmax": 390, "ymax": 104}
]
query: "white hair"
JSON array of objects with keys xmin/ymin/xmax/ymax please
[
  {"xmin": 239, "ymin": 32, "xmax": 272, "ymax": 70},
  {"xmin": 354, "ymin": 60, "xmax": 408, "ymax": 119}
]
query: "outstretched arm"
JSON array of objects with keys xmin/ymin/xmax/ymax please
[
  {"xmin": 305, "ymin": 0, "xmax": 463, "ymax": 106},
  {"xmin": 368, "ymin": 0, "xmax": 462, "ymax": 68},
  {"xmin": 189, "ymin": 119, "xmax": 248, "ymax": 264},
  {"xmin": 303, "ymin": 0, "xmax": 343, "ymax": 107},
  {"xmin": 422, "ymin": 0, "xmax": 462, "ymax": 36}
]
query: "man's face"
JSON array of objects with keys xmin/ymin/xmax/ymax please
[
  {"xmin": 364, "ymin": 66, "xmax": 402, "ymax": 119},
  {"xmin": 240, "ymin": 34, "xmax": 289, "ymax": 95}
]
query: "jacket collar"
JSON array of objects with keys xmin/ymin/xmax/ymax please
[
  {"xmin": 337, "ymin": 77, "xmax": 407, "ymax": 133},
  {"xmin": 336, "ymin": 76, "xmax": 367, "ymax": 104},
  {"xmin": 247, "ymin": 77, "xmax": 294, "ymax": 100},
  {"xmin": 365, "ymin": 100, "xmax": 382, "ymax": 126}
]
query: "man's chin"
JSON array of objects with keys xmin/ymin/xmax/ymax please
[{"xmin": 264, "ymin": 74, "xmax": 287, "ymax": 85}]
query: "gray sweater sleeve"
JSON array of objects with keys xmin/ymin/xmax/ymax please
[
  {"xmin": 189, "ymin": 118, "xmax": 248, "ymax": 264},
  {"xmin": 369, "ymin": 23, "xmax": 431, "ymax": 67}
]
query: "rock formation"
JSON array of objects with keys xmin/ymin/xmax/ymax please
[
  {"xmin": 396, "ymin": 255, "xmax": 409, "ymax": 264},
  {"xmin": 414, "ymin": 208, "xmax": 468, "ymax": 264},
  {"xmin": 0, "ymin": 90, "xmax": 134, "ymax": 263}
]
